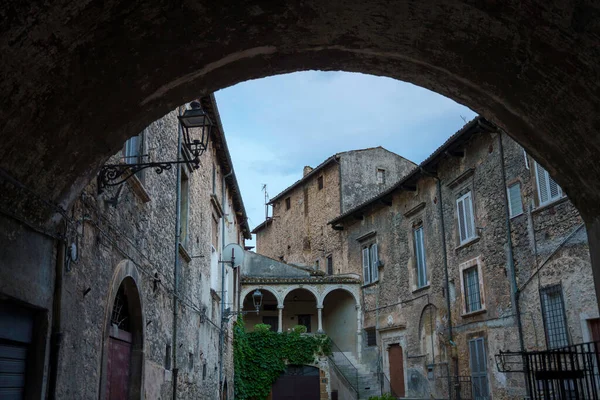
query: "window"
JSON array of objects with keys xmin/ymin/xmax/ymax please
[
  {"xmin": 180, "ymin": 169, "xmax": 190, "ymax": 248},
  {"xmin": 315, "ymin": 259, "xmax": 320, "ymax": 270},
  {"xmin": 463, "ymin": 266, "xmax": 482, "ymax": 313},
  {"xmin": 365, "ymin": 327, "xmax": 377, "ymax": 347},
  {"xmin": 377, "ymin": 168, "xmax": 386, "ymax": 185},
  {"xmin": 523, "ymin": 148, "xmax": 530, "ymax": 170},
  {"xmin": 124, "ymin": 133, "xmax": 143, "ymax": 164},
  {"xmin": 540, "ymin": 284, "xmax": 569, "ymax": 349},
  {"xmin": 327, "ymin": 255, "xmax": 333, "ymax": 275},
  {"xmin": 457, "ymin": 191, "xmax": 476, "ymax": 244},
  {"xmin": 535, "ymin": 162, "xmax": 563, "ymax": 206},
  {"xmin": 212, "ymin": 163, "xmax": 217, "ymax": 194},
  {"xmin": 507, "ymin": 183, "xmax": 523, "ymax": 217},
  {"xmin": 202, "ymin": 363, "xmax": 207, "ymax": 380},
  {"xmin": 317, "ymin": 175, "xmax": 324, "ymax": 190},
  {"xmin": 362, "ymin": 243, "xmax": 379, "ymax": 284},
  {"xmin": 468, "ymin": 338, "xmax": 490, "ymax": 399},
  {"xmin": 413, "ymin": 226, "xmax": 427, "ymax": 288},
  {"xmin": 285, "ymin": 197, "xmax": 291, "ymax": 210}
]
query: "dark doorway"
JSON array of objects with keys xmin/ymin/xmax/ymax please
[
  {"xmin": 388, "ymin": 344, "xmax": 405, "ymax": 397},
  {"xmin": 263, "ymin": 316, "xmax": 278, "ymax": 332},
  {"xmin": 298, "ymin": 315, "xmax": 311, "ymax": 333},
  {"xmin": 271, "ymin": 365, "xmax": 320, "ymax": 400}
]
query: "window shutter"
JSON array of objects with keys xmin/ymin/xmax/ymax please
[
  {"xmin": 362, "ymin": 247, "xmax": 370, "ymax": 284},
  {"xmin": 536, "ymin": 162, "xmax": 549, "ymax": 204},
  {"xmin": 414, "ymin": 227, "xmax": 427, "ymax": 287},
  {"xmin": 457, "ymin": 198, "xmax": 467, "ymax": 243},
  {"xmin": 371, "ymin": 244, "xmax": 379, "ymax": 282},
  {"xmin": 548, "ymin": 176, "xmax": 562, "ymax": 199},
  {"xmin": 507, "ymin": 183, "xmax": 523, "ymax": 217},
  {"xmin": 464, "ymin": 193, "xmax": 474, "ymax": 240}
]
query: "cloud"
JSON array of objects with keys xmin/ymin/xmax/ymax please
[{"xmin": 215, "ymin": 71, "xmax": 477, "ymax": 246}]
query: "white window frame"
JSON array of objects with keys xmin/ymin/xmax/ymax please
[
  {"xmin": 456, "ymin": 191, "xmax": 476, "ymax": 245},
  {"xmin": 535, "ymin": 162, "xmax": 563, "ymax": 206},
  {"xmin": 507, "ymin": 182, "xmax": 524, "ymax": 217},
  {"xmin": 362, "ymin": 243, "xmax": 379, "ymax": 285},
  {"xmin": 459, "ymin": 257, "xmax": 485, "ymax": 315},
  {"xmin": 413, "ymin": 225, "xmax": 428, "ymax": 288}
]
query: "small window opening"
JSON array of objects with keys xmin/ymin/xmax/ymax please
[
  {"xmin": 285, "ymin": 197, "xmax": 291, "ymax": 210},
  {"xmin": 377, "ymin": 168, "xmax": 386, "ymax": 185},
  {"xmin": 318, "ymin": 175, "xmax": 324, "ymax": 190}
]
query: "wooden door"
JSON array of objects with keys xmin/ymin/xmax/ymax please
[
  {"xmin": 589, "ymin": 318, "xmax": 600, "ymax": 342},
  {"xmin": 469, "ymin": 338, "xmax": 490, "ymax": 400},
  {"xmin": 388, "ymin": 344, "xmax": 405, "ymax": 397},
  {"xmin": 107, "ymin": 329, "xmax": 132, "ymax": 400}
]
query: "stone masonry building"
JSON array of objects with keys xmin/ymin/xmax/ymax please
[
  {"xmin": 252, "ymin": 147, "xmax": 415, "ymax": 274},
  {"xmin": 0, "ymin": 95, "xmax": 250, "ymax": 399},
  {"xmin": 251, "ymin": 117, "xmax": 598, "ymax": 399}
]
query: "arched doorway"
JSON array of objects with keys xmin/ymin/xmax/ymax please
[
  {"xmin": 100, "ymin": 267, "xmax": 144, "ymax": 400},
  {"xmin": 241, "ymin": 288, "xmax": 280, "ymax": 332},
  {"xmin": 388, "ymin": 344, "xmax": 405, "ymax": 398},
  {"xmin": 271, "ymin": 365, "xmax": 320, "ymax": 400},
  {"xmin": 322, "ymin": 289, "xmax": 358, "ymax": 355},
  {"xmin": 283, "ymin": 289, "xmax": 318, "ymax": 333}
]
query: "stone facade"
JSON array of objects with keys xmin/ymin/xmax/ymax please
[
  {"xmin": 329, "ymin": 118, "xmax": 598, "ymax": 399},
  {"xmin": 251, "ymin": 116, "xmax": 597, "ymax": 399},
  {"xmin": 0, "ymin": 95, "xmax": 250, "ymax": 398},
  {"xmin": 253, "ymin": 147, "xmax": 415, "ymax": 274}
]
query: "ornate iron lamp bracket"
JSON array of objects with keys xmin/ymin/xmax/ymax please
[{"xmin": 97, "ymin": 158, "xmax": 199, "ymax": 194}]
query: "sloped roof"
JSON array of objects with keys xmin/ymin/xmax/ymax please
[
  {"xmin": 328, "ymin": 117, "xmax": 496, "ymax": 226},
  {"xmin": 201, "ymin": 95, "xmax": 252, "ymax": 239}
]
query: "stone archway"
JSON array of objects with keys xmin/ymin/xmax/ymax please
[
  {"xmin": 99, "ymin": 260, "xmax": 144, "ymax": 400},
  {"xmin": 3, "ymin": 1, "xmax": 600, "ymax": 303},
  {"xmin": 322, "ymin": 289, "xmax": 358, "ymax": 356}
]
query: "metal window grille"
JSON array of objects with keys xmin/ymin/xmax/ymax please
[
  {"xmin": 540, "ymin": 284, "xmax": 570, "ymax": 349},
  {"xmin": 414, "ymin": 226, "xmax": 427, "ymax": 288},
  {"xmin": 366, "ymin": 328, "xmax": 377, "ymax": 347},
  {"xmin": 464, "ymin": 267, "xmax": 482, "ymax": 313}
]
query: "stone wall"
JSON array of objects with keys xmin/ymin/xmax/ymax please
[
  {"xmin": 339, "ymin": 147, "xmax": 415, "ymax": 213},
  {"xmin": 0, "ymin": 100, "xmax": 247, "ymax": 399},
  {"xmin": 335, "ymin": 127, "xmax": 597, "ymax": 399}
]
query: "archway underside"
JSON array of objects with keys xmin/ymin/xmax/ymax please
[{"xmin": 1, "ymin": 0, "xmax": 599, "ymax": 218}]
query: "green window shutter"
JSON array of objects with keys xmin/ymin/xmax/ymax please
[
  {"xmin": 362, "ymin": 247, "xmax": 370, "ymax": 284},
  {"xmin": 507, "ymin": 183, "xmax": 523, "ymax": 217},
  {"xmin": 370, "ymin": 244, "xmax": 379, "ymax": 282}
]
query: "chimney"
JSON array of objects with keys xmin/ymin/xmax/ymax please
[{"xmin": 303, "ymin": 166, "xmax": 313, "ymax": 177}]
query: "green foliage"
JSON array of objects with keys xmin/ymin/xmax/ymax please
[
  {"xmin": 368, "ymin": 394, "xmax": 396, "ymax": 400},
  {"xmin": 234, "ymin": 318, "xmax": 331, "ymax": 400},
  {"xmin": 291, "ymin": 324, "xmax": 307, "ymax": 334}
]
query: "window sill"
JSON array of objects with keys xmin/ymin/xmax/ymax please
[
  {"xmin": 179, "ymin": 243, "xmax": 192, "ymax": 263},
  {"xmin": 455, "ymin": 236, "xmax": 480, "ymax": 251},
  {"xmin": 412, "ymin": 284, "xmax": 430, "ymax": 294},
  {"xmin": 126, "ymin": 173, "xmax": 151, "ymax": 203},
  {"xmin": 509, "ymin": 211, "xmax": 524, "ymax": 220},
  {"xmin": 532, "ymin": 196, "xmax": 569, "ymax": 214},
  {"xmin": 362, "ymin": 280, "xmax": 379, "ymax": 289},
  {"xmin": 461, "ymin": 308, "xmax": 486, "ymax": 318}
]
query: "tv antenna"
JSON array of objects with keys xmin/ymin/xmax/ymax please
[{"xmin": 261, "ymin": 184, "xmax": 269, "ymax": 220}]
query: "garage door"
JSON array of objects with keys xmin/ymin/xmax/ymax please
[
  {"xmin": 271, "ymin": 365, "xmax": 320, "ymax": 400},
  {"xmin": 0, "ymin": 302, "xmax": 34, "ymax": 400}
]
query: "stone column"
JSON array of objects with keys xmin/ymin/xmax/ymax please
[
  {"xmin": 356, "ymin": 305, "xmax": 362, "ymax": 363},
  {"xmin": 317, "ymin": 306, "xmax": 324, "ymax": 333},
  {"xmin": 277, "ymin": 305, "xmax": 284, "ymax": 333}
]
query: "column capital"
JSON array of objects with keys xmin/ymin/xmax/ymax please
[
  {"xmin": 277, "ymin": 305, "xmax": 284, "ymax": 309},
  {"xmin": 316, "ymin": 305, "xmax": 323, "ymax": 310}
]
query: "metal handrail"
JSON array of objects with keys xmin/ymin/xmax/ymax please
[{"xmin": 328, "ymin": 339, "xmax": 359, "ymax": 397}]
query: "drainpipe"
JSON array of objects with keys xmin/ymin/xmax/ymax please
[
  {"xmin": 434, "ymin": 177, "xmax": 456, "ymax": 394},
  {"xmin": 48, "ymin": 236, "xmax": 65, "ymax": 399},
  {"xmin": 497, "ymin": 132, "xmax": 530, "ymax": 397},
  {"xmin": 172, "ymin": 106, "xmax": 184, "ymax": 400},
  {"xmin": 219, "ymin": 169, "xmax": 234, "ymax": 397}
]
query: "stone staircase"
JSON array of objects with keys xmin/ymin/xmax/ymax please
[{"xmin": 330, "ymin": 351, "xmax": 383, "ymax": 400}]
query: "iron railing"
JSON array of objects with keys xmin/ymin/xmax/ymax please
[
  {"xmin": 327, "ymin": 340, "xmax": 359, "ymax": 398},
  {"xmin": 449, "ymin": 376, "xmax": 473, "ymax": 400},
  {"xmin": 496, "ymin": 341, "xmax": 600, "ymax": 399}
]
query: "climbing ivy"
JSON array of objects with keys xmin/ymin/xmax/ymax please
[{"xmin": 233, "ymin": 318, "xmax": 331, "ymax": 400}]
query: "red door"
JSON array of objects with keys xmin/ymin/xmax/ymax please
[
  {"xmin": 389, "ymin": 344, "xmax": 405, "ymax": 397},
  {"xmin": 107, "ymin": 329, "xmax": 132, "ymax": 400}
]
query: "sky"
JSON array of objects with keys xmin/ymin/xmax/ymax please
[{"xmin": 214, "ymin": 71, "xmax": 477, "ymax": 246}]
